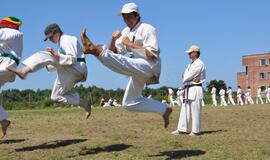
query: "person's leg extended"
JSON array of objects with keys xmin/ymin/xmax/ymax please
[{"xmin": 8, "ymin": 51, "xmax": 59, "ymax": 79}]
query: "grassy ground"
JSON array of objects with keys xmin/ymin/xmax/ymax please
[{"xmin": 0, "ymin": 104, "xmax": 270, "ymax": 160}]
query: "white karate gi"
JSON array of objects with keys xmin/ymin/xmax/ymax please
[
  {"xmin": 176, "ymin": 89, "xmax": 184, "ymax": 107},
  {"xmin": 237, "ymin": 88, "xmax": 244, "ymax": 106},
  {"xmin": 219, "ymin": 89, "xmax": 227, "ymax": 106},
  {"xmin": 177, "ymin": 58, "xmax": 206, "ymax": 134},
  {"xmin": 226, "ymin": 88, "xmax": 235, "ymax": 105},
  {"xmin": 256, "ymin": 88, "xmax": 264, "ymax": 104},
  {"xmin": 0, "ymin": 28, "xmax": 23, "ymax": 120},
  {"xmin": 97, "ymin": 21, "xmax": 166, "ymax": 115},
  {"xmin": 22, "ymin": 34, "xmax": 87, "ymax": 105},
  {"xmin": 211, "ymin": 87, "xmax": 217, "ymax": 107},
  {"xmin": 265, "ymin": 87, "xmax": 270, "ymax": 104},
  {"xmin": 245, "ymin": 89, "xmax": 254, "ymax": 104},
  {"xmin": 168, "ymin": 88, "xmax": 176, "ymax": 107}
]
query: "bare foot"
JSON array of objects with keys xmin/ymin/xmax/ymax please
[
  {"xmin": 80, "ymin": 28, "xmax": 101, "ymax": 56},
  {"xmin": 80, "ymin": 101, "xmax": 92, "ymax": 119},
  {"xmin": 1, "ymin": 119, "xmax": 10, "ymax": 138},
  {"xmin": 163, "ymin": 107, "xmax": 172, "ymax": 128},
  {"xmin": 7, "ymin": 67, "xmax": 25, "ymax": 79}
]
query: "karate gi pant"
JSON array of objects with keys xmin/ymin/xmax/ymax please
[
  {"xmin": 0, "ymin": 106, "xmax": 8, "ymax": 121},
  {"xmin": 211, "ymin": 95, "xmax": 217, "ymax": 106},
  {"xmin": 23, "ymin": 51, "xmax": 84, "ymax": 105},
  {"xmin": 0, "ymin": 57, "xmax": 18, "ymax": 121},
  {"xmin": 227, "ymin": 95, "xmax": 235, "ymax": 105},
  {"xmin": 97, "ymin": 49, "xmax": 166, "ymax": 115},
  {"xmin": 177, "ymin": 99, "xmax": 202, "ymax": 133},
  {"xmin": 266, "ymin": 94, "xmax": 270, "ymax": 104},
  {"xmin": 256, "ymin": 96, "xmax": 264, "ymax": 104},
  {"xmin": 237, "ymin": 95, "xmax": 244, "ymax": 106},
  {"xmin": 220, "ymin": 96, "xmax": 227, "ymax": 106}
]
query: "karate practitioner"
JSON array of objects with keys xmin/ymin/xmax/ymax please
[
  {"xmin": 168, "ymin": 88, "xmax": 176, "ymax": 107},
  {"xmin": 80, "ymin": 2, "xmax": 172, "ymax": 128},
  {"xmin": 265, "ymin": 86, "xmax": 270, "ymax": 104},
  {"xmin": 237, "ymin": 86, "xmax": 244, "ymax": 106},
  {"xmin": 226, "ymin": 86, "xmax": 235, "ymax": 105},
  {"xmin": 256, "ymin": 87, "xmax": 264, "ymax": 104},
  {"xmin": 211, "ymin": 84, "xmax": 217, "ymax": 107},
  {"xmin": 8, "ymin": 23, "xmax": 91, "ymax": 119},
  {"xmin": 172, "ymin": 45, "xmax": 206, "ymax": 136},
  {"xmin": 219, "ymin": 88, "xmax": 227, "ymax": 106},
  {"xmin": 245, "ymin": 86, "xmax": 254, "ymax": 105},
  {"xmin": 176, "ymin": 87, "xmax": 184, "ymax": 107},
  {"xmin": 0, "ymin": 16, "xmax": 23, "ymax": 137}
]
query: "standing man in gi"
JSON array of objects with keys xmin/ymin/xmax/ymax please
[
  {"xmin": 80, "ymin": 2, "xmax": 172, "ymax": 128},
  {"xmin": 211, "ymin": 84, "xmax": 217, "ymax": 107},
  {"xmin": 172, "ymin": 45, "xmax": 206, "ymax": 136},
  {"xmin": 0, "ymin": 16, "xmax": 23, "ymax": 137},
  {"xmin": 256, "ymin": 87, "xmax": 264, "ymax": 104},
  {"xmin": 219, "ymin": 88, "xmax": 227, "ymax": 106},
  {"xmin": 226, "ymin": 86, "xmax": 235, "ymax": 105},
  {"xmin": 8, "ymin": 23, "xmax": 91, "ymax": 119},
  {"xmin": 237, "ymin": 86, "xmax": 244, "ymax": 106}
]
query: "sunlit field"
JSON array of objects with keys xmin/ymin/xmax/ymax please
[{"xmin": 0, "ymin": 104, "xmax": 270, "ymax": 160}]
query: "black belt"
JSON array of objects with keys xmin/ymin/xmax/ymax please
[
  {"xmin": 77, "ymin": 58, "xmax": 86, "ymax": 63},
  {"xmin": 184, "ymin": 83, "xmax": 202, "ymax": 89},
  {"xmin": 183, "ymin": 83, "xmax": 202, "ymax": 103}
]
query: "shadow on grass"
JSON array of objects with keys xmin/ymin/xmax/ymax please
[
  {"xmin": 200, "ymin": 129, "xmax": 226, "ymax": 135},
  {"xmin": 149, "ymin": 150, "xmax": 206, "ymax": 160},
  {"xmin": 15, "ymin": 139, "xmax": 87, "ymax": 152},
  {"xmin": 79, "ymin": 144, "xmax": 133, "ymax": 156},
  {"xmin": 0, "ymin": 139, "xmax": 26, "ymax": 144}
]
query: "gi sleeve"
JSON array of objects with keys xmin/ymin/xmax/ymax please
[
  {"xmin": 143, "ymin": 29, "xmax": 160, "ymax": 57},
  {"xmin": 183, "ymin": 62, "xmax": 203, "ymax": 83},
  {"xmin": 58, "ymin": 38, "xmax": 78, "ymax": 65}
]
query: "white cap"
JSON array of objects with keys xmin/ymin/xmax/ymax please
[
  {"xmin": 119, "ymin": 2, "xmax": 139, "ymax": 14},
  {"xmin": 186, "ymin": 45, "xmax": 200, "ymax": 53}
]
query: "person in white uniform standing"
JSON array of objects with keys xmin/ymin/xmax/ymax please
[
  {"xmin": 265, "ymin": 86, "xmax": 270, "ymax": 104},
  {"xmin": 176, "ymin": 87, "xmax": 184, "ymax": 107},
  {"xmin": 168, "ymin": 88, "xmax": 176, "ymax": 107},
  {"xmin": 211, "ymin": 84, "xmax": 217, "ymax": 107},
  {"xmin": 245, "ymin": 86, "xmax": 254, "ymax": 105},
  {"xmin": 226, "ymin": 86, "xmax": 235, "ymax": 105},
  {"xmin": 8, "ymin": 23, "xmax": 91, "ymax": 119},
  {"xmin": 0, "ymin": 16, "xmax": 23, "ymax": 137},
  {"xmin": 219, "ymin": 88, "xmax": 227, "ymax": 106},
  {"xmin": 237, "ymin": 86, "xmax": 244, "ymax": 106},
  {"xmin": 172, "ymin": 45, "xmax": 206, "ymax": 136},
  {"xmin": 80, "ymin": 2, "xmax": 172, "ymax": 128},
  {"xmin": 256, "ymin": 87, "xmax": 264, "ymax": 104}
]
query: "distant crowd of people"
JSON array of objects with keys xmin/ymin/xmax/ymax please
[{"xmin": 164, "ymin": 85, "xmax": 270, "ymax": 107}]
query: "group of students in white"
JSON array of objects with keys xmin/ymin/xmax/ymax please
[
  {"xmin": 7, "ymin": 2, "xmax": 264, "ymax": 138},
  {"xmin": 210, "ymin": 85, "xmax": 270, "ymax": 106}
]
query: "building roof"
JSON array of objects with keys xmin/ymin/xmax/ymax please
[{"xmin": 242, "ymin": 52, "xmax": 270, "ymax": 58}]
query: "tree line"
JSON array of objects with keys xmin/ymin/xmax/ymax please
[{"xmin": 1, "ymin": 80, "xmax": 228, "ymax": 110}]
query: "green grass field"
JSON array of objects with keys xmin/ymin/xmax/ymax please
[{"xmin": 0, "ymin": 105, "xmax": 270, "ymax": 160}]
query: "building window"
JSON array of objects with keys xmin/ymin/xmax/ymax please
[
  {"xmin": 260, "ymin": 59, "xmax": 266, "ymax": 66},
  {"xmin": 260, "ymin": 73, "xmax": 265, "ymax": 79},
  {"xmin": 268, "ymin": 72, "xmax": 270, "ymax": 79},
  {"xmin": 269, "ymin": 58, "xmax": 270, "ymax": 65}
]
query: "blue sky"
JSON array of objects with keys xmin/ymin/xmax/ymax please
[{"xmin": 1, "ymin": 0, "xmax": 270, "ymax": 91}]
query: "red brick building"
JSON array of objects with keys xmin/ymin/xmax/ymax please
[{"xmin": 237, "ymin": 53, "xmax": 270, "ymax": 97}]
